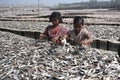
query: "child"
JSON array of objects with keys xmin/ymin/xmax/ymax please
[
  {"xmin": 39, "ymin": 12, "xmax": 68, "ymax": 44},
  {"xmin": 67, "ymin": 16, "xmax": 93, "ymax": 47}
]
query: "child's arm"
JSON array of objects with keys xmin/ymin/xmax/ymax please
[
  {"xmin": 39, "ymin": 26, "xmax": 49, "ymax": 39},
  {"xmin": 51, "ymin": 36, "xmax": 59, "ymax": 42},
  {"xmin": 80, "ymin": 32, "xmax": 93, "ymax": 45},
  {"xmin": 62, "ymin": 34, "xmax": 68, "ymax": 39}
]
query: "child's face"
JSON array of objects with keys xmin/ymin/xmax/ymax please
[
  {"xmin": 74, "ymin": 22, "xmax": 83, "ymax": 33},
  {"xmin": 51, "ymin": 18, "xmax": 59, "ymax": 26}
]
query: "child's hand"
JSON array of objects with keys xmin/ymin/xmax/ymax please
[
  {"xmin": 39, "ymin": 34, "xmax": 46, "ymax": 39},
  {"xmin": 80, "ymin": 40, "xmax": 88, "ymax": 45},
  {"xmin": 51, "ymin": 36, "xmax": 59, "ymax": 43}
]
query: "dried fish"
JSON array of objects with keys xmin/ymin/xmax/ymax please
[{"xmin": 0, "ymin": 31, "xmax": 120, "ymax": 80}]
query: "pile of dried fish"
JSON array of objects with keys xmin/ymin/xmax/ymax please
[
  {"xmin": 0, "ymin": 21, "xmax": 49, "ymax": 32},
  {"xmin": 0, "ymin": 21, "xmax": 120, "ymax": 41},
  {"xmin": 0, "ymin": 31, "xmax": 120, "ymax": 80},
  {"xmin": 87, "ymin": 25, "xmax": 120, "ymax": 41}
]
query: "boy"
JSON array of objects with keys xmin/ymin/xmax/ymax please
[{"xmin": 67, "ymin": 16, "xmax": 93, "ymax": 47}]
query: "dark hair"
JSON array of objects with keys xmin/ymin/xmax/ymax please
[
  {"xmin": 49, "ymin": 12, "xmax": 63, "ymax": 23},
  {"xmin": 73, "ymin": 16, "xmax": 84, "ymax": 25}
]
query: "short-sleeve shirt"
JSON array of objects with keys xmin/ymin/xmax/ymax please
[{"xmin": 68, "ymin": 28, "xmax": 91, "ymax": 44}]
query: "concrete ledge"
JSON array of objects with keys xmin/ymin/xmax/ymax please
[
  {"xmin": 0, "ymin": 27, "xmax": 41, "ymax": 39},
  {"xmin": 91, "ymin": 38, "xmax": 120, "ymax": 52}
]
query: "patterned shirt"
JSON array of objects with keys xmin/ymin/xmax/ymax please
[{"xmin": 43, "ymin": 25, "xmax": 68, "ymax": 41}]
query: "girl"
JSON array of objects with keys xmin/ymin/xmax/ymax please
[{"xmin": 40, "ymin": 12, "xmax": 68, "ymax": 44}]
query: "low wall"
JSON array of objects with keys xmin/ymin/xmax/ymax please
[
  {"xmin": 0, "ymin": 27, "xmax": 40, "ymax": 39},
  {"xmin": 91, "ymin": 39, "xmax": 120, "ymax": 52},
  {"xmin": 0, "ymin": 27, "xmax": 120, "ymax": 52}
]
